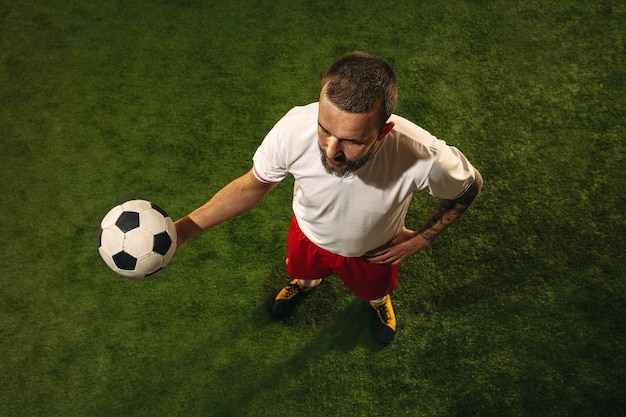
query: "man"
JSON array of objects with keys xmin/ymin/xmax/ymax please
[{"xmin": 175, "ymin": 52, "xmax": 483, "ymax": 346}]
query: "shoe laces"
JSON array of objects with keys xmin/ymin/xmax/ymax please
[
  {"xmin": 375, "ymin": 303, "xmax": 392, "ymax": 323},
  {"xmin": 284, "ymin": 282, "xmax": 302, "ymax": 298}
]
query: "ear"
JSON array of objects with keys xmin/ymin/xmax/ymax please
[{"xmin": 377, "ymin": 122, "xmax": 395, "ymax": 141}]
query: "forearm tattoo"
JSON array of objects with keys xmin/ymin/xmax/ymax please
[{"xmin": 418, "ymin": 172, "xmax": 483, "ymax": 242}]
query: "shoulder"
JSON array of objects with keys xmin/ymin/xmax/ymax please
[
  {"xmin": 265, "ymin": 102, "xmax": 318, "ymax": 141},
  {"xmin": 254, "ymin": 102, "xmax": 319, "ymax": 177},
  {"xmin": 279, "ymin": 102, "xmax": 319, "ymax": 124},
  {"xmin": 263, "ymin": 102, "xmax": 318, "ymax": 148},
  {"xmin": 385, "ymin": 114, "xmax": 443, "ymax": 158},
  {"xmin": 389, "ymin": 114, "xmax": 439, "ymax": 144}
]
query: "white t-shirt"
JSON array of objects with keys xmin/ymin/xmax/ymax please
[{"xmin": 252, "ymin": 102, "xmax": 476, "ymax": 257}]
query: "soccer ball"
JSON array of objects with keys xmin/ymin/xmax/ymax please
[{"xmin": 98, "ymin": 200, "xmax": 177, "ymax": 278}]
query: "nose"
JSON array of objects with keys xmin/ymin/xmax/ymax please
[{"xmin": 325, "ymin": 136, "xmax": 342, "ymax": 158}]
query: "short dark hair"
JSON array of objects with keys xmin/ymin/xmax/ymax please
[{"xmin": 321, "ymin": 51, "xmax": 398, "ymax": 127}]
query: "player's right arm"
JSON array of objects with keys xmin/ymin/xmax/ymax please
[{"xmin": 174, "ymin": 168, "xmax": 279, "ymax": 245}]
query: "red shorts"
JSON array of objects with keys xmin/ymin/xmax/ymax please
[{"xmin": 286, "ymin": 216, "xmax": 398, "ymax": 300}]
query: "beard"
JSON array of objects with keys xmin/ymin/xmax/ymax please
[{"xmin": 318, "ymin": 143, "xmax": 376, "ymax": 178}]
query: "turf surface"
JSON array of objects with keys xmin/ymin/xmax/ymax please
[{"xmin": 1, "ymin": 0, "xmax": 625, "ymax": 416}]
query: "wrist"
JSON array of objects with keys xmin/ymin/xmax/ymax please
[
  {"xmin": 418, "ymin": 230, "xmax": 435, "ymax": 243},
  {"xmin": 175, "ymin": 215, "xmax": 203, "ymax": 245}
]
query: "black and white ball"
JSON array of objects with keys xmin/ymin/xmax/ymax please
[{"xmin": 98, "ymin": 200, "xmax": 177, "ymax": 278}]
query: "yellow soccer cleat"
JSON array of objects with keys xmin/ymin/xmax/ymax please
[
  {"xmin": 271, "ymin": 279, "xmax": 320, "ymax": 320},
  {"xmin": 370, "ymin": 296, "xmax": 397, "ymax": 346}
]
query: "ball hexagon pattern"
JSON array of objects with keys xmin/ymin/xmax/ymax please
[{"xmin": 98, "ymin": 200, "xmax": 177, "ymax": 278}]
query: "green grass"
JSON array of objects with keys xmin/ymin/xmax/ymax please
[{"xmin": 1, "ymin": 0, "xmax": 625, "ymax": 416}]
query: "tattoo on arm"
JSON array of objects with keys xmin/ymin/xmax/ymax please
[{"xmin": 418, "ymin": 170, "xmax": 483, "ymax": 242}]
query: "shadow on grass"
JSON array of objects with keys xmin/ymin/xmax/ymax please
[
  {"xmin": 397, "ymin": 244, "xmax": 544, "ymax": 318},
  {"xmin": 261, "ymin": 262, "xmax": 378, "ymax": 350},
  {"xmin": 191, "ymin": 262, "xmax": 387, "ymax": 415}
]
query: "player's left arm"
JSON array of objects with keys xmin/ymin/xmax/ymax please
[{"xmin": 366, "ymin": 168, "xmax": 483, "ymax": 265}]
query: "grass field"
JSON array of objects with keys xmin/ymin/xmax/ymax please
[{"xmin": 1, "ymin": 0, "xmax": 625, "ymax": 416}]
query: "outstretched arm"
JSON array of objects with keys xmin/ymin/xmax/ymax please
[
  {"xmin": 175, "ymin": 169, "xmax": 279, "ymax": 245},
  {"xmin": 366, "ymin": 169, "xmax": 483, "ymax": 265}
]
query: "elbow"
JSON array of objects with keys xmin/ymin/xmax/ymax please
[
  {"xmin": 453, "ymin": 168, "xmax": 483, "ymax": 206},
  {"xmin": 473, "ymin": 168, "xmax": 483, "ymax": 194}
]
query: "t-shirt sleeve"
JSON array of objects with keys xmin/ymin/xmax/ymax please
[
  {"xmin": 252, "ymin": 121, "xmax": 289, "ymax": 184},
  {"xmin": 426, "ymin": 144, "xmax": 476, "ymax": 200}
]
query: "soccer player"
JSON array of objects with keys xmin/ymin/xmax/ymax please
[{"xmin": 175, "ymin": 52, "xmax": 483, "ymax": 346}]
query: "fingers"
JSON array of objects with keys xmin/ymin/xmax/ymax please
[
  {"xmin": 365, "ymin": 249, "xmax": 404, "ymax": 265},
  {"xmin": 365, "ymin": 237, "xmax": 425, "ymax": 265}
]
